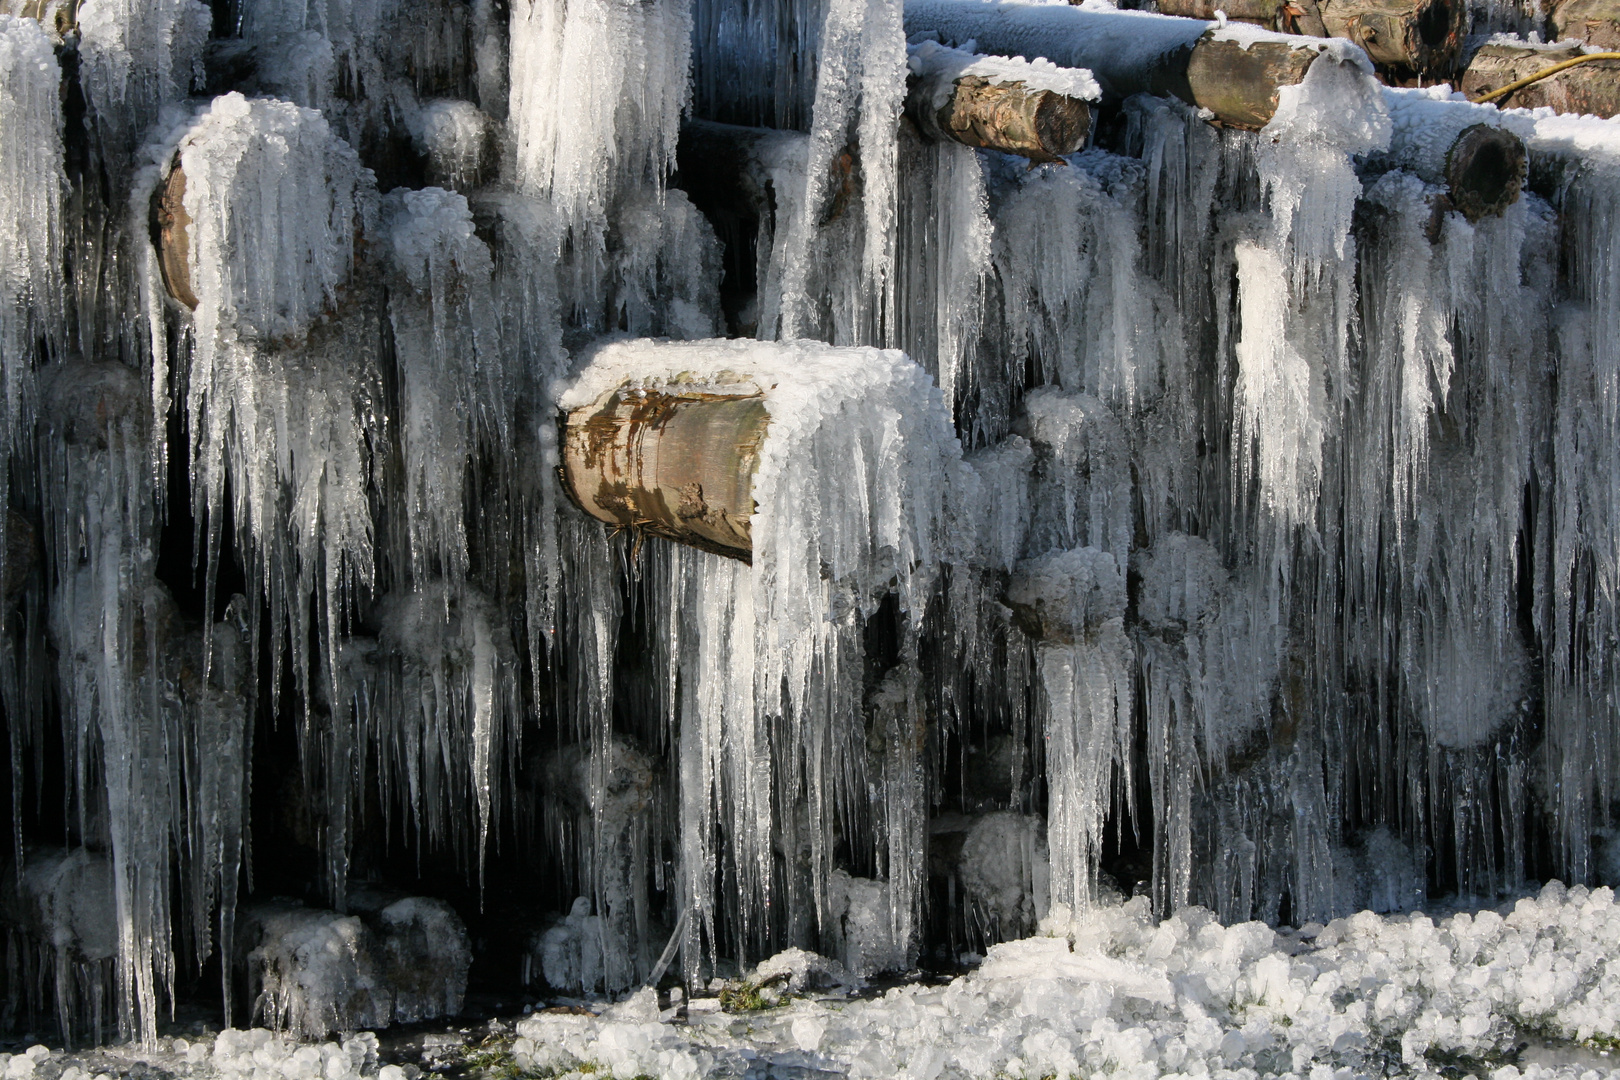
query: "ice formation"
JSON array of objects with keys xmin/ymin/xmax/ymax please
[{"xmin": 10, "ymin": 0, "xmax": 1620, "ymax": 1058}]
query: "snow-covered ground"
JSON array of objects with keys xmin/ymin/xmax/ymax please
[{"xmin": 12, "ymin": 883, "xmax": 1620, "ymax": 1080}]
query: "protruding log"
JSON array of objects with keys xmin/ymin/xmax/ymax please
[
  {"xmin": 1550, "ymin": 0, "xmax": 1620, "ymax": 49},
  {"xmin": 152, "ymin": 158, "xmax": 198, "ymax": 311},
  {"xmin": 906, "ymin": 42, "xmax": 1094, "ymax": 160},
  {"xmin": 908, "ymin": 73, "xmax": 1092, "ymax": 160},
  {"xmin": 1442, "ymin": 124, "xmax": 1526, "ymax": 220},
  {"xmin": 1159, "ymin": 0, "xmax": 1462, "ymax": 73},
  {"xmin": 1378, "ymin": 90, "xmax": 1527, "ymax": 220},
  {"xmin": 904, "ymin": 0, "xmax": 1371, "ymax": 130},
  {"xmin": 560, "ymin": 386, "xmax": 770, "ymax": 561},
  {"xmin": 1460, "ymin": 42, "xmax": 1620, "ymax": 116}
]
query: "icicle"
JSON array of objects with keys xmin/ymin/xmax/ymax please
[
  {"xmin": 507, "ymin": 0, "xmax": 692, "ymax": 226},
  {"xmin": 766, "ymin": 0, "xmax": 906, "ymax": 343},
  {"xmin": 563, "ymin": 337, "xmax": 964, "ymax": 977}
]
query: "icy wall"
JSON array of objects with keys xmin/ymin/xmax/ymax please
[{"xmin": 3, "ymin": 0, "xmax": 1620, "ymax": 1050}]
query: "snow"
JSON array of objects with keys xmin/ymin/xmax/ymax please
[
  {"xmin": 18, "ymin": 887, "xmax": 1609, "ymax": 1080},
  {"xmin": 906, "ymin": 39, "xmax": 1101, "ymax": 109}
]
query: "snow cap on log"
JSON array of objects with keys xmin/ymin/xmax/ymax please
[
  {"xmin": 906, "ymin": 38, "xmax": 1098, "ymax": 160},
  {"xmin": 1461, "ymin": 40, "xmax": 1620, "ymax": 117},
  {"xmin": 559, "ymin": 338, "xmax": 968, "ymax": 571},
  {"xmin": 1373, "ymin": 85, "xmax": 1529, "ymax": 220},
  {"xmin": 1155, "ymin": 0, "xmax": 1464, "ymax": 76},
  {"xmin": 903, "ymin": 0, "xmax": 1378, "ymax": 130}
]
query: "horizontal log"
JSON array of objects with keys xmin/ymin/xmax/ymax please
[
  {"xmin": 1378, "ymin": 90, "xmax": 1526, "ymax": 220},
  {"xmin": 1460, "ymin": 42, "xmax": 1620, "ymax": 116},
  {"xmin": 906, "ymin": 41, "xmax": 1094, "ymax": 160},
  {"xmin": 1157, "ymin": 0, "xmax": 1462, "ymax": 74},
  {"xmin": 1549, "ymin": 0, "xmax": 1620, "ymax": 49},
  {"xmin": 905, "ymin": 0, "xmax": 1369, "ymax": 130},
  {"xmin": 560, "ymin": 386, "xmax": 769, "ymax": 561}
]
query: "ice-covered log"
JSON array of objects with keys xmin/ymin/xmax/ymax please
[
  {"xmin": 152, "ymin": 159, "xmax": 196, "ymax": 310},
  {"xmin": 561, "ymin": 382, "xmax": 769, "ymax": 561},
  {"xmin": 1154, "ymin": 0, "xmax": 1463, "ymax": 74},
  {"xmin": 906, "ymin": 40, "xmax": 1096, "ymax": 160},
  {"xmin": 1550, "ymin": 0, "xmax": 1620, "ymax": 49},
  {"xmin": 7, "ymin": 0, "xmax": 79, "ymax": 35},
  {"xmin": 904, "ymin": 0, "xmax": 1376, "ymax": 130},
  {"xmin": 1461, "ymin": 41, "xmax": 1620, "ymax": 116},
  {"xmin": 1375, "ymin": 87, "xmax": 1527, "ymax": 220}
]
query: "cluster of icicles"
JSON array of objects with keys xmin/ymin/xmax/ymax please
[{"xmin": 3, "ymin": 0, "xmax": 1620, "ymax": 1051}]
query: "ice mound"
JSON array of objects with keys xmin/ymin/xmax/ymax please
[
  {"xmin": 957, "ymin": 811, "xmax": 1051, "ymax": 945},
  {"xmin": 527, "ymin": 897, "xmax": 631, "ymax": 996},
  {"xmin": 243, "ymin": 896, "xmax": 470, "ymax": 1036}
]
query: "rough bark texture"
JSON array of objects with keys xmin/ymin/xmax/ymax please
[
  {"xmin": 1461, "ymin": 43, "xmax": 1620, "ymax": 116},
  {"xmin": 1550, "ymin": 0, "xmax": 1620, "ymax": 49},
  {"xmin": 153, "ymin": 159, "xmax": 199, "ymax": 311},
  {"xmin": 1444, "ymin": 124, "xmax": 1526, "ymax": 222},
  {"xmin": 561, "ymin": 387, "xmax": 770, "ymax": 562},
  {"xmin": 906, "ymin": 74, "xmax": 1092, "ymax": 160},
  {"xmin": 1181, "ymin": 34, "xmax": 1320, "ymax": 129},
  {"xmin": 1317, "ymin": 0, "xmax": 1462, "ymax": 73},
  {"xmin": 1156, "ymin": 0, "xmax": 1461, "ymax": 73}
]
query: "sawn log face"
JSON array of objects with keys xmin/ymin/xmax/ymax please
[{"xmin": 561, "ymin": 388, "xmax": 770, "ymax": 562}]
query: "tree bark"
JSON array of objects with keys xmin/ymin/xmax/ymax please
[
  {"xmin": 1550, "ymin": 0, "xmax": 1620, "ymax": 49},
  {"xmin": 1158, "ymin": 0, "xmax": 1462, "ymax": 74},
  {"xmin": 560, "ymin": 386, "xmax": 770, "ymax": 562},
  {"xmin": 906, "ymin": 72, "xmax": 1092, "ymax": 160},
  {"xmin": 904, "ymin": 0, "xmax": 1369, "ymax": 130},
  {"xmin": 1461, "ymin": 43, "xmax": 1620, "ymax": 116}
]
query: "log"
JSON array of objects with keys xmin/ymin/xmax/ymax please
[
  {"xmin": 904, "ymin": 0, "xmax": 1370, "ymax": 130},
  {"xmin": 1439, "ymin": 123, "xmax": 1526, "ymax": 220},
  {"xmin": 1155, "ymin": 0, "xmax": 1463, "ymax": 74},
  {"xmin": 560, "ymin": 385, "xmax": 769, "ymax": 562},
  {"xmin": 152, "ymin": 158, "xmax": 198, "ymax": 311},
  {"xmin": 905, "ymin": 41, "xmax": 1094, "ymax": 160},
  {"xmin": 1378, "ymin": 91, "xmax": 1526, "ymax": 220},
  {"xmin": 9, "ymin": 0, "xmax": 79, "ymax": 36},
  {"xmin": 1550, "ymin": 0, "xmax": 1620, "ymax": 50},
  {"xmin": 1460, "ymin": 42, "xmax": 1620, "ymax": 116},
  {"xmin": 907, "ymin": 73, "xmax": 1092, "ymax": 160}
]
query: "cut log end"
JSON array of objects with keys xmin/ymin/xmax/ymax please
[
  {"xmin": 1185, "ymin": 35, "xmax": 1319, "ymax": 129},
  {"xmin": 911, "ymin": 75, "xmax": 1092, "ymax": 160},
  {"xmin": 1320, "ymin": 0, "xmax": 1463, "ymax": 73},
  {"xmin": 560, "ymin": 387, "xmax": 769, "ymax": 562},
  {"xmin": 1444, "ymin": 124, "xmax": 1526, "ymax": 221},
  {"xmin": 153, "ymin": 158, "xmax": 198, "ymax": 311}
]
